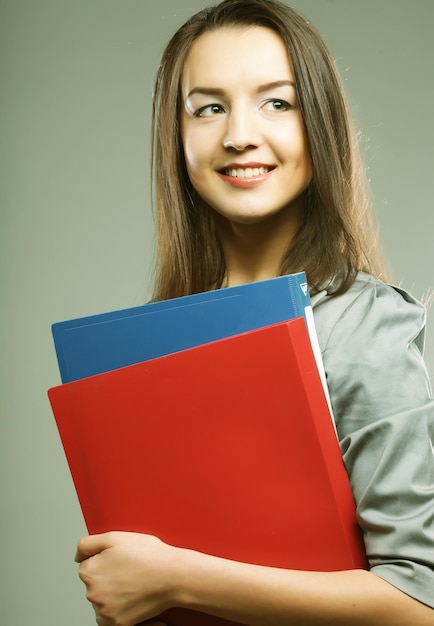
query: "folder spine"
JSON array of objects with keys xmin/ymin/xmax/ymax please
[{"xmin": 285, "ymin": 272, "xmax": 310, "ymax": 316}]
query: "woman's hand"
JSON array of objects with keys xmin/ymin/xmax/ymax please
[{"xmin": 75, "ymin": 531, "xmax": 179, "ymax": 626}]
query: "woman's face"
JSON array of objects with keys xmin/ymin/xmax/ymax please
[{"xmin": 180, "ymin": 26, "xmax": 312, "ymax": 228}]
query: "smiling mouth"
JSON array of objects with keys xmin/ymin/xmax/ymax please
[{"xmin": 222, "ymin": 166, "xmax": 274, "ymax": 179}]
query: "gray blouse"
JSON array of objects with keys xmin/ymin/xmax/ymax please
[{"xmin": 312, "ymin": 272, "xmax": 434, "ymax": 608}]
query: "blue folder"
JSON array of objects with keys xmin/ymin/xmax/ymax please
[{"xmin": 52, "ymin": 272, "xmax": 313, "ymax": 383}]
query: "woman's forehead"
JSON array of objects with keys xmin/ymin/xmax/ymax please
[{"xmin": 181, "ymin": 26, "xmax": 294, "ymax": 95}]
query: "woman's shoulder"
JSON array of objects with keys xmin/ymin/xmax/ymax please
[{"xmin": 312, "ymin": 271, "xmax": 427, "ymax": 355}]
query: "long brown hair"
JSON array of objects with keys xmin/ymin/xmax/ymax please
[{"xmin": 151, "ymin": 0, "xmax": 386, "ymax": 301}]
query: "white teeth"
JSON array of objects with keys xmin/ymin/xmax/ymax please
[{"xmin": 225, "ymin": 166, "xmax": 269, "ymax": 178}]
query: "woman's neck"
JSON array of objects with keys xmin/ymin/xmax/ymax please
[{"xmin": 215, "ymin": 204, "xmax": 303, "ymax": 288}]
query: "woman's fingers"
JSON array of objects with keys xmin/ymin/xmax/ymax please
[{"xmin": 75, "ymin": 532, "xmax": 115, "ymax": 563}]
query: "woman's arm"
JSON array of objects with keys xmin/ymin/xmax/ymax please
[{"xmin": 76, "ymin": 531, "xmax": 434, "ymax": 626}]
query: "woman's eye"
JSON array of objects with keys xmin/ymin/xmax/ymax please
[
  {"xmin": 263, "ymin": 99, "xmax": 292, "ymax": 112},
  {"xmin": 194, "ymin": 104, "xmax": 225, "ymax": 118}
]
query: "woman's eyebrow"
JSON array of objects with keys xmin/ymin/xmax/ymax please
[
  {"xmin": 185, "ymin": 80, "xmax": 295, "ymax": 100},
  {"xmin": 185, "ymin": 86, "xmax": 225, "ymax": 99},
  {"xmin": 257, "ymin": 79, "xmax": 295, "ymax": 93}
]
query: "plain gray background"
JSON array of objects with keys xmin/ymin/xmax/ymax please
[{"xmin": 1, "ymin": 1, "xmax": 433, "ymax": 624}]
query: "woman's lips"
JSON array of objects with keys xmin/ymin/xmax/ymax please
[{"xmin": 217, "ymin": 165, "xmax": 275, "ymax": 188}]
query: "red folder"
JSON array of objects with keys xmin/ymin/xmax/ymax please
[{"xmin": 48, "ymin": 319, "xmax": 367, "ymax": 626}]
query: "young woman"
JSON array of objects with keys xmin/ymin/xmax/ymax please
[{"xmin": 75, "ymin": 1, "xmax": 434, "ymax": 624}]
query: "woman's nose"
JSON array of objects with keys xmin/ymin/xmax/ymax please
[{"xmin": 222, "ymin": 107, "xmax": 260, "ymax": 151}]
